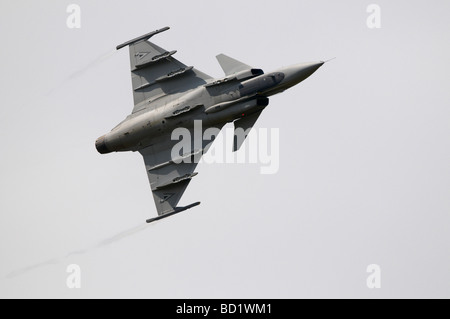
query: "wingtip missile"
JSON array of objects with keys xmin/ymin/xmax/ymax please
[
  {"xmin": 146, "ymin": 202, "xmax": 201, "ymax": 224},
  {"xmin": 116, "ymin": 26, "xmax": 170, "ymax": 50}
]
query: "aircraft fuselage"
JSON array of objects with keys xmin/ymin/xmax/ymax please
[{"xmin": 95, "ymin": 62, "xmax": 323, "ymax": 154}]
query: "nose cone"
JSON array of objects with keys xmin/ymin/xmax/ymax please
[
  {"xmin": 281, "ymin": 61, "xmax": 324, "ymax": 87},
  {"xmin": 95, "ymin": 135, "xmax": 111, "ymax": 154}
]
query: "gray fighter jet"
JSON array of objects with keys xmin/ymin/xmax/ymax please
[{"xmin": 95, "ymin": 27, "xmax": 325, "ymax": 223}]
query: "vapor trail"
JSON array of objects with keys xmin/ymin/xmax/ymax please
[
  {"xmin": 67, "ymin": 49, "xmax": 117, "ymax": 81},
  {"xmin": 4, "ymin": 223, "xmax": 149, "ymax": 279},
  {"xmin": 46, "ymin": 49, "xmax": 117, "ymax": 96}
]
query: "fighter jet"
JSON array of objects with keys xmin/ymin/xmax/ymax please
[{"xmin": 95, "ymin": 27, "xmax": 325, "ymax": 223}]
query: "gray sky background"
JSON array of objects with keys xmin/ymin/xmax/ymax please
[{"xmin": 0, "ymin": 0, "xmax": 449, "ymax": 298}]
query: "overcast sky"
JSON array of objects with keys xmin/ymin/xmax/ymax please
[{"xmin": 0, "ymin": 0, "xmax": 449, "ymax": 298}]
